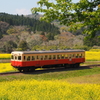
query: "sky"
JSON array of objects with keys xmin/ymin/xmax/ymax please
[{"xmin": 0, "ymin": 0, "xmax": 78, "ymax": 15}]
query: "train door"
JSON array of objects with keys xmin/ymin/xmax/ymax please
[
  {"xmin": 68, "ymin": 54, "xmax": 75, "ymax": 64},
  {"xmin": 69, "ymin": 54, "xmax": 72, "ymax": 61}
]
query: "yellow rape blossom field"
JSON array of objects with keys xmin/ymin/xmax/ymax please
[
  {"xmin": 0, "ymin": 54, "xmax": 10, "ymax": 59},
  {"xmin": 86, "ymin": 51, "xmax": 100, "ymax": 61},
  {"xmin": 85, "ymin": 49, "xmax": 100, "ymax": 61},
  {"xmin": 0, "ymin": 63, "xmax": 16, "ymax": 73},
  {"xmin": 0, "ymin": 80, "xmax": 100, "ymax": 100}
]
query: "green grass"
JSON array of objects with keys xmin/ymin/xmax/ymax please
[
  {"xmin": 1, "ymin": 67, "xmax": 100, "ymax": 83},
  {"xmin": 0, "ymin": 58, "xmax": 10, "ymax": 59}
]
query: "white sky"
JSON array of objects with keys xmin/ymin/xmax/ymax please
[{"xmin": 0, "ymin": 0, "xmax": 79, "ymax": 15}]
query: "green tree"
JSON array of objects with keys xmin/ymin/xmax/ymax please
[
  {"xmin": 31, "ymin": 0, "xmax": 100, "ymax": 37},
  {"xmin": 2, "ymin": 41, "xmax": 17, "ymax": 53},
  {"xmin": 18, "ymin": 40, "xmax": 28, "ymax": 51},
  {"xmin": 84, "ymin": 35, "xmax": 100, "ymax": 47},
  {"xmin": 7, "ymin": 28, "xmax": 16, "ymax": 34},
  {"xmin": 0, "ymin": 13, "xmax": 60, "ymax": 35}
]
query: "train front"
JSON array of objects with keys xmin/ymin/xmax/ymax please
[{"xmin": 11, "ymin": 51, "xmax": 23, "ymax": 68}]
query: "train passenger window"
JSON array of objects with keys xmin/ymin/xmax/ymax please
[
  {"xmin": 79, "ymin": 54, "xmax": 81, "ymax": 58},
  {"xmin": 79, "ymin": 54, "xmax": 82, "ymax": 58},
  {"xmin": 32, "ymin": 56, "xmax": 35, "ymax": 60},
  {"xmin": 18, "ymin": 56, "xmax": 21, "ymax": 60},
  {"xmin": 57, "ymin": 55, "xmax": 60, "ymax": 59},
  {"xmin": 61, "ymin": 55, "xmax": 64, "ymax": 59},
  {"xmin": 53, "ymin": 55, "xmax": 56, "ymax": 59},
  {"xmin": 49, "ymin": 55, "xmax": 51, "ymax": 59},
  {"xmin": 82, "ymin": 54, "xmax": 84, "ymax": 57},
  {"xmin": 36, "ymin": 56, "xmax": 39, "ymax": 59},
  {"xmin": 76, "ymin": 54, "xmax": 77, "ymax": 58},
  {"xmin": 69, "ymin": 54, "xmax": 72, "ymax": 58},
  {"xmin": 40, "ymin": 56, "xmax": 43, "ymax": 60},
  {"xmin": 44, "ymin": 55, "xmax": 48, "ymax": 60},
  {"xmin": 27, "ymin": 56, "xmax": 30, "ymax": 61},
  {"xmin": 72, "ymin": 54, "xmax": 75, "ymax": 58},
  {"xmin": 65, "ymin": 54, "xmax": 68, "ymax": 59},
  {"xmin": 24, "ymin": 56, "xmax": 26, "ymax": 60},
  {"xmin": 76, "ymin": 54, "xmax": 79, "ymax": 58},
  {"xmin": 77, "ymin": 54, "xmax": 79, "ymax": 58}
]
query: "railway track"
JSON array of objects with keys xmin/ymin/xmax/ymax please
[
  {"xmin": 0, "ymin": 72, "xmax": 21, "ymax": 75},
  {"xmin": 1, "ymin": 64, "xmax": 100, "ymax": 76}
]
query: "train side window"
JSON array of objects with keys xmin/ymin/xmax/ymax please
[
  {"xmin": 79, "ymin": 54, "xmax": 82, "ymax": 58},
  {"xmin": 76, "ymin": 54, "xmax": 79, "ymax": 58},
  {"xmin": 53, "ymin": 55, "xmax": 56, "ymax": 59},
  {"xmin": 69, "ymin": 54, "xmax": 72, "ymax": 58},
  {"xmin": 40, "ymin": 56, "xmax": 43, "ymax": 60},
  {"xmin": 44, "ymin": 55, "xmax": 48, "ymax": 60},
  {"xmin": 77, "ymin": 54, "xmax": 79, "ymax": 58},
  {"xmin": 49, "ymin": 55, "xmax": 52, "ymax": 59},
  {"xmin": 65, "ymin": 54, "xmax": 68, "ymax": 59},
  {"xmin": 61, "ymin": 54, "xmax": 64, "ymax": 59},
  {"xmin": 32, "ymin": 56, "xmax": 35, "ymax": 60},
  {"xmin": 76, "ymin": 54, "xmax": 77, "ymax": 58},
  {"xmin": 18, "ymin": 56, "xmax": 21, "ymax": 60},
  {"xmin": 24, "ymin": 56, "xmax": 26, "ymax": 61},
  {"xmin": 82, "ymin": 54, "xmax": 84, "ymax": 57},
  {"xmin": 57, "ymin": 55, "xmax": 60, "ymax": 59},
  {"xmin": 72, "ymin": 54, "xmax": 75, "ymax": 58},
  {"xmin": 36, "ymin": 56, "xmax": 39, "ymax": 60},
  {"xmin": 27, "ymin": 56, "xmax": 30, "ymax": 61},
  {"xmin": 59, "ymin": 55, "xmax": 61, "ymax": 59}
]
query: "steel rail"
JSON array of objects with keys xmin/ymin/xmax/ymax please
[{"xmin": 0, "ymin": 64, "xmax": 100, "ymax": 75}]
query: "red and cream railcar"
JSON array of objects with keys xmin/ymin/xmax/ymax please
[{"xmin": 11, "ymin": 49, "xmax": 85, "ymax": 72}]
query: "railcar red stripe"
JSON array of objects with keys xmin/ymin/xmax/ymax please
[{"xmin": 11, "ymin": 58, "xmax": 85, "ymax": 67}]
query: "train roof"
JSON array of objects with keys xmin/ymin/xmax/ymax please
[{"xmin": 11, "ymin": 49, "xmax": 85, "ymax": 54}]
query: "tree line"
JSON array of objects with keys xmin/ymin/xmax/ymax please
[{"xmin": 0, "ymin": 13, "xmax": 60, "ymax": 37}]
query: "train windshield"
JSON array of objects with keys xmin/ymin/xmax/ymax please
[
  {"xmin": 11, "ymin": 55, "xmax": 14, "ymax": 59},
  {"xmin": 11, "ymin": 54, "xmax": 22, "ymax": 61}
]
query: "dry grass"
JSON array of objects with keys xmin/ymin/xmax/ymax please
[{"xmin": 62, "ymin": 74, "xmax": 100, "ymax": 84}]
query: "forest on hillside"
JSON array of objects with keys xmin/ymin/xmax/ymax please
[
  {"xmin": 0, "ymin": 13, "xmax": 100, "ymax": 53},
  {"xmin": 0, "ymin": 13, "xmax": 60, "ymax": 39}
]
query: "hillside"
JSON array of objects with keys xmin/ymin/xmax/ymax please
[
  {"xmin": 25, "ymin": 13, "xmax": 43, "ymax": 20},
  {"xmin": 0, "ymin": 13, "xmax": 61, "ymax": 52},
  {"xmin": 0, "ymin": 13, "xmax": 60, "ymax": 38},
  {"xmin": 1, "ymin": 13, "xmax": 100, "ymax": 53}
]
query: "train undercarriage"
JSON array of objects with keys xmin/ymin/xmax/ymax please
[{"xmin": 15, "ymin": 63, "xmax": 80, "ymax": 72}]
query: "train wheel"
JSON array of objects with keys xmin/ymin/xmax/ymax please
[
  {"xmin": 18, "ymin": 68, "xmax": 23, "ymax": 72},
  {"xmin": 18, "ymin": 69, "xmax": 22, "ymax": 72},
  {"xmin": 22, "ymin": 68, "xmax": 30, "ymax": 72}
]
